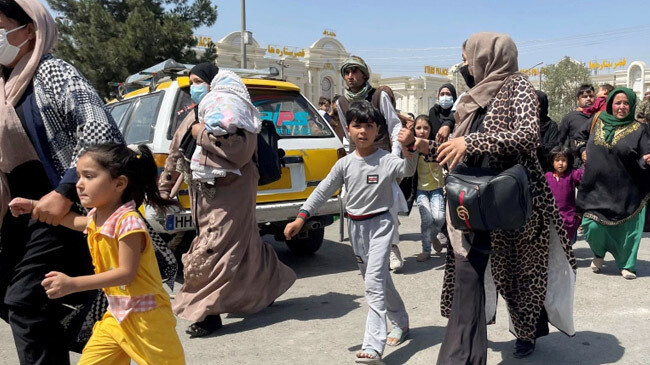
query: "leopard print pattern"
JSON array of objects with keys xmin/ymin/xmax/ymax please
[{"xmin": 434, "ymin": 74, "xmax": 577, "ymax": 341}]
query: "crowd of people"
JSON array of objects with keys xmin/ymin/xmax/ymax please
[{"xmin": 0, "ymin": 1, "xmax": 648, "ymax": 364}]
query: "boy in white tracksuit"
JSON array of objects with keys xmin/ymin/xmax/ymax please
[{"xmin": 285, "ymin": 100, "xmax": 417, "ymax": 363}]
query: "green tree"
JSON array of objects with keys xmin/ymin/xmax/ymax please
[
  {"xmin": 542, "ymin": 56, "xmax": 593, "ymax": 122},
  {"xmin": 199, "ymin": 40, "xmax": 218, "ymax": 64},
  {"xmin": 47, "ymin": 0, "xmax": 218, "ymax": 97}
]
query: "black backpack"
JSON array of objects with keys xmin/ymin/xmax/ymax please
[{"xmin": 255, "ymin": 120, "xmax": 284, "ymax": 186}]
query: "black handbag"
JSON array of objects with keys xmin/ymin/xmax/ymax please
[{"xmin": 445, "ymin": 163, "xmax": 532, "ymax": 232}]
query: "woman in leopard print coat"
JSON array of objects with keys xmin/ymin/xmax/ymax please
[{"xmin": 401, "ymin": 32, "xmax": 577, "ymax": 364}]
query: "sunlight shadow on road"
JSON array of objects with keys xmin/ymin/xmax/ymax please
[
  {"xmin": 214, "ymin": 292, "xmax": 362, "ymax": 336},
  {"xmin": 489, "ymin": 330, "xmax": 624, "ymax": 365},
  {"xmin": 268, "ymin": 237, "xmax": 360, "ymax": 279}
]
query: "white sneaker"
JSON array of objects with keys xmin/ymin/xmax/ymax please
[{"xmin": 390, "ymin": 245, "xmax": 403, "ymax": 271}]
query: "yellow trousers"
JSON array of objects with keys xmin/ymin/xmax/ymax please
[{"xmin": 79, "ymin": 307, "xmax": 185, "ymax": 365}]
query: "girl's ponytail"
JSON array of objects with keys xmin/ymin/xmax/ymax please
[{"xmin": 130, "ymin": 144, "xmax": 177, "ymax": 211}]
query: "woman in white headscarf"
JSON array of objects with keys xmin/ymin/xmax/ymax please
[{"xmin": 0, "ymin": 1, "xmax": 124, "ymax": 363}]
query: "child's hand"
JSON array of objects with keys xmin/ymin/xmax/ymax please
[
  {"xmin": 582, "ymin": 151, "xmax": 587, "ymax": 163},
  {"xmin": 8, "ymin": 198, "xmax": 35, "ymax": 217},
  {"xmin": 284, "ymin": 219, "xmax": 305, "ymax": 240},
  {"xmin": 41, "ymin": 271, "xmax": 76, "ymax": 299}
]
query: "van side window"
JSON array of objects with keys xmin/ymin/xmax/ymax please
[
  {"xmin": 122, "ymin": 92, "xmax": 164, "ymax": 144},
  {"xmin": 168, "ymin": 88, "xmax": 196, "ymax": 139},
  {"xmin": 108, "ymin": 101, "xmax": 134, "ymax": 131}
]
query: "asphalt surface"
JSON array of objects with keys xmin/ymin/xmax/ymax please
[{"xmin": 1, "ymin": 210, "xmax": 649, "ymax": 364}]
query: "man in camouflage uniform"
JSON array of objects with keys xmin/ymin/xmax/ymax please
[{"xmin": 636, "ymin": 91, "xmax": 650, "ymax": 123}]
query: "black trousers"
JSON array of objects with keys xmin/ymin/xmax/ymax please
[
  {"xmin": 437, "ymin": 232, "xmax": 549, "ymax": 365},
  {"xmin": 437, "ymin": 231, "xmax": 491, "ymax": 365},
  {"xmin": 1, "ymin": 214, "xmax": 93, "ymax": 365}
]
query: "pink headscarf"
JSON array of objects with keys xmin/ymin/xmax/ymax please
[{"xmin": 0, "ymin": 0, "xmax": 58, "ymax": 226}]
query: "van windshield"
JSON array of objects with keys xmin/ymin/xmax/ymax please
[
  {"xmin": 107, "ymin": 91, "xmax": 165, "ymax": 144},
  {"xmin": 249, "ymin": 90, "xmax": 334, "ymax": 138}
]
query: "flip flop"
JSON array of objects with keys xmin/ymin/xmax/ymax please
[
  {"xmin": 386, "ymin": 327, "xmax": 409, "ymax": 347},
  {"xmin": 355, "ymin": 348, "xmax": 384, "ymax": 364}
]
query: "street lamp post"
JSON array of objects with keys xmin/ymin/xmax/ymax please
[{"xmin": 240, "ymin": 0, "xmax": 247, "ymax": 68}]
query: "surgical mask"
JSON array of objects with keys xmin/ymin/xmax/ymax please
[
  {"xmin": 438, "ymin": 95, "xmax": 454, "ymax": 109},
  {"xmin": 459, "ymin": 64, "xmax": 475, "ymax": 88},
  {"xmin": 190, "ymin": 84, "xmax": 208, "ymax": 104},
  {"xmin": 0, "ymin": 24, "xmax": 28, "ymax": 66}
]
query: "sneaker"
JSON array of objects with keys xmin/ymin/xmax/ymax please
[
  {"xmin": 591, "ymin": 257, "xmax": 604, "ymax": 273},
  {"xmin": 416, "ymin": 251, "xmax": 431, "ymax": 262},
  {"xmin": 621, "ymin": 269, "xmax": 637, "ymax": 280},
  {"xmin": 390, "ymin": 245, "xmax": 403, "ymax": 271},
  {"xmin": 513, "ymin": 339, "xmax": 535, "ymax": 358}
]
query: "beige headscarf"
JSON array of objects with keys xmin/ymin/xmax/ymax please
[
  {"xmin": 0, "ymin": 0, "xmax": 58, "ymax": 226},
  {"xmin": 451, "ymin": 32, "xmax": 519, "ymax": 138}
]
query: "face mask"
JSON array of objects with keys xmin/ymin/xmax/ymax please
[
  {"xmin": 438, "ymin": 95, "xmax": 454, "ymax": 109},
  {"xmin": 459, "ymin": 64, "xmax": 475, "ymax": 88},
  {"xmin": 190, "ymin": 84, "xmax": 208, "ymax": 103},
  {"xmin": 0, "ymin": 24, "xmax": 28, "ymax": 66}
]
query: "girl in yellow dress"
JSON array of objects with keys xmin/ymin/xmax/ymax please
[{"xmin": 10, "ymin": 143, "xmax": 185, "ymax": 365}]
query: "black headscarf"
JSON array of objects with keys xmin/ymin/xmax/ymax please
[
  {"xmin": 438, "ymin": 83, "xmax": 457, "ymax": 102},
  {"xmin": 189, "ymin": 63, "xmax": 220, "ymax": 84},
  {"xmin": 428, "ymin": 83, "xmax": 458, "ymax": 136},
  {"xmin": 535, "ymin": 90, "xmax": 559, "ymax": 171},
  {"xmin": 181, "ymin": 63, "xmax": 219, "ymax": 160}
]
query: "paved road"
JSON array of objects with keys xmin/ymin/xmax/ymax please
[{"xmin": 1, "ymin": 210, "xmax": 650, "ymax": 364}]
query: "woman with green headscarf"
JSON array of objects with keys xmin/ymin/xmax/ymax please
[{"xmin": 576, "ymin": 87, "xmax": 650, "ymax": 280}]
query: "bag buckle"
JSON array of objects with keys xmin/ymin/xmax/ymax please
[{"xmin": 457, "ymin": 191, "xmax": 472, "ymax": 230}]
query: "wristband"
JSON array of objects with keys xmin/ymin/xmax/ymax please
[{"xmin": 297, "ymin": 210, "xmax": 310, "ymax": 221}]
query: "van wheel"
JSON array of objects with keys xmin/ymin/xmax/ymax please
[{"xmin": 285, "ymin": 228, "xmax": 324, "ymax": 255}]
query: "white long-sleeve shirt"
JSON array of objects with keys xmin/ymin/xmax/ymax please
[{"xmin": 300, "ymin": 149, "xmax": 417, "ymax": 217}]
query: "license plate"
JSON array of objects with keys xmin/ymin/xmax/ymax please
[{"xmin": 165, "ymin": 213, "xmax": 194, "ymax": 231}]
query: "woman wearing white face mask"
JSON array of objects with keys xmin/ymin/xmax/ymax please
[
  {"xmin": 428, "ymin": 83, "xmax": 457, "ymax": 144},
  {"xmin": 0, "ymin": 0, "xmax": 124, "ymax": 363},
  {"xmin": 159, "ymin": 63, "xmax": 296, "ymax": 338}
]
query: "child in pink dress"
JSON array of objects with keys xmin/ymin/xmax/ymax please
[{"xmin": 545, "ymin": 146, "xmax": 584, "ymax": 243}]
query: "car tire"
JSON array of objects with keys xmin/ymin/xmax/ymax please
[{"xmin": 285, "ymin": 227, "xmax": 324, "ymax": 255}]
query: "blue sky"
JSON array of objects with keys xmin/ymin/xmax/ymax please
[{"xmin": 195, "ymin": 0, "xmax": 650, "ymax": 78}]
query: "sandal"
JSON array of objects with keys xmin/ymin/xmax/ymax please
[
  {"xmin": 590, "ymin": 257, "xmax": 604, "ymax": 273},
  {"xmin": 355, "ymin": 348, "xmax": 383, "ymax": 364},
  {"xmin": 386, "ymin": 327, "xmax": 409, "ymax": 346},
  {"xmin": 621, "ymin": 269, "xmax": 637, "ymax": 280},
  {"xmin": 186, "ymin": 314, "xmax": 223, "ymax": 338}
]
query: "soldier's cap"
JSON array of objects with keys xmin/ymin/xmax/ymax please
[{"xmin": 341, "ymin": 56, "xmax": 370, "ymax": 79}]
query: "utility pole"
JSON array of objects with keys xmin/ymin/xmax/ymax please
[{"xmin": 240, "ymin": 0, "xmax": 247, "ymax": 68}]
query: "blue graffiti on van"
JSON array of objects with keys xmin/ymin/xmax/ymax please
[{"xmin": 258, "ymin": 104, "xmax": 311, "ymax": 136}]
